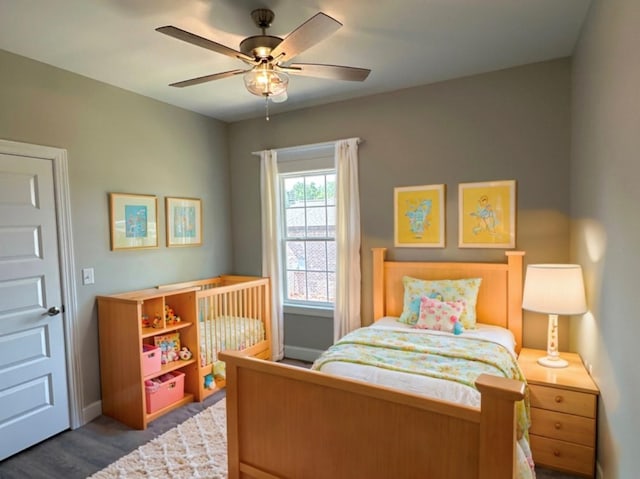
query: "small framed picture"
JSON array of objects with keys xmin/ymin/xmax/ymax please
[
  {"xmin": 109, "ymin": 193, "xmax": 158, "ymax": 250},
  {"xmin": 394, "ymin": 184, "xmax": 445, "ymax": 248},
  {"xmin": 165, "ymin": 197, "xmax": 202, "ymax": 247},
  {"xmin": 458, "ymin": 180, "xmax": 516, "ymax": 248}
]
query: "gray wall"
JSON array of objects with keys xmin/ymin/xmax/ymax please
[
  {"xmin": 571, "ymin": 1, "xmax": 640, "ymax": 477},
  {"xmin": 0, "ymin": 49, "xmax": 232, "ymax": 412},
  {"xmin": 229, "ymin": 58, "xmax": 572, "ymax": 353},
  {"xmin": 283, "ymin": 311, "xmax": 334, "ymax": 358}
]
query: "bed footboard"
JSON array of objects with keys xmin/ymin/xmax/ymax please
[{"xmin": 220, "ymin": 351, "xmax": 525, "ymax": 479}]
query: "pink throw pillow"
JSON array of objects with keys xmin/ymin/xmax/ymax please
[{"xmin": 414, "ymin": 296, "xmax": 465, "ymax": 334}]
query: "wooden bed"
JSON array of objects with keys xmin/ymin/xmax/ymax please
[{"xmin": 220, "ymin": 249, "xmax": 526, "ymax": 479}]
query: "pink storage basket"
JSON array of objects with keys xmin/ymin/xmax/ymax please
[
  {"xmin": 145, "ymin": 371, "xmax": 185, "ymax": 413},
  {"xmin": 141, "ymin": 344, "xmax": 162, "ymax": 377}
]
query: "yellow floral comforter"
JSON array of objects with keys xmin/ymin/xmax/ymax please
[{"xmin": 313, "ymin": 327, "xmax": 536, "ymax": 478}]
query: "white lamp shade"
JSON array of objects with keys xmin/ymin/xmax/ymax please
[{"xmin": 522, "ymin": 264, "xmax": 587, "ymax": 315}]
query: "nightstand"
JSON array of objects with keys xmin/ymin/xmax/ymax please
[{"xmin": 518, "ymin": 348, "xmax": 599, "ymax": 478}]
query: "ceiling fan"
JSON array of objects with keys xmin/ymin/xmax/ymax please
[{"xmin": 156, "ymin": 8, "xmax": 371, "ymax": 114}]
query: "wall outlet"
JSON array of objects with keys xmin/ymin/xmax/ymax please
[
  {"xmin": 82, "ymin": 268, "xmax": 95, "ymax": 285},
  {"xmin": 588, "ymin": 363, "xmax": 593, "ymax": 375}
]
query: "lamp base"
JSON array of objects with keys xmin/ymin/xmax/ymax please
[{"xmin": 537, "ymin": 355, "xmax": 569, "ymax": 368}]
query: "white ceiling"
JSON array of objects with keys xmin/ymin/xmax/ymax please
[{"xmin": 0, "ymin": 0, "xmax": 591, "ymax": 123}]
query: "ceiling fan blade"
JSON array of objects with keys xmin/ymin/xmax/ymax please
[
  {"xmin": 283, "ymin": 63, "xmax": 371, "ymax": 82},
  {"xmin": 157, "ymin": 25, "xmax": 255, "ymax": 63},
  {"xmin": 169, "ymin": 69, "xmax": 247, "ymax": 88},
  {"xmin": 270, "ymin": 13, "xmax": 342, "ymax": 62}
]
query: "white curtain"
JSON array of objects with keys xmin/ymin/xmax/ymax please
[
  {"xmin": 334, "ymin": 138, "xmax": 361, "ymax": 342},
  {"xmin": 260, "ymin": 150, "xmax": 285, "ymax": 361}
]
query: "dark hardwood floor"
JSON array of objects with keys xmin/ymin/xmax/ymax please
[
  {"xmin": 0, "ymin": 359, "xmax": 581, "ymax": 479},
  {"xmin": 0, "ymin": 389, "xmax": 225, "ymax": 479}
]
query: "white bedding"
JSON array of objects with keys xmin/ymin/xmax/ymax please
[{"xmin": 316, "ymin": 316, "xmax": 517, "ymax": 407}]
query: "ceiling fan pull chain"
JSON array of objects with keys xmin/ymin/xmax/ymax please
[{"xmin": 265, "ymin": 96, "xmax": 270, "ymax": 121}]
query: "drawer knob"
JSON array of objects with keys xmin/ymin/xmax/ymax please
[
  {"xmin": 554, "ymin": 422, "xmax": 562, "ymax": 430},
  {"xmin": 553, "ymin": 450, "xmax": 561, "ymax": 457},
  {"xmin": 554, "ymin": 395, "xmax": 563, "ymax": 403}
]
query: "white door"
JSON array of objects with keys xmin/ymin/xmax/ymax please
[{"xmin": 0, "ymin": 151, "xmax": 70, "ymax": 460}]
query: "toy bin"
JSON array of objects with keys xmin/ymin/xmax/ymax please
[
  {"xmin": 145, "ymin": 371, "xmax": 185, "ymax": 414},
  {"xmin": 141, "ymin": 344, "xmax": 162, "ymax": 376}
]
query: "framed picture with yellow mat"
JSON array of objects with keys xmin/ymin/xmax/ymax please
[
  {"xmin": 394, "ymin": 184, "xmax": 445, "ymax": 248},
  {"xmin": 458, "ymin": 180, "xmax": 516, "ymax": 248}
]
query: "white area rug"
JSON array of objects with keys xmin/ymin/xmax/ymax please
[{"xmin": 89, "ymin": 399, "xmax": 227, "ymax": 479}]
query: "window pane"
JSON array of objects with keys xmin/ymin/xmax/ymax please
[
  {"xmin": 284, "ymin": 177, "xmax": 305, "ymax": 208},
  {"xmin": 327, "ymin": 241, "xmax": 336, "ymax": 272},
  {"xmin": 280, "ymin": 170, "xmax": 337, "ymax": 306},
  {"xmin": 326, "ymin": 174, "xmax": 336, "ymax": 206},
  {"xmin": 306, "ymin": 207, "xmax": 327, "ymax": 237},
  {"xmin": 287, "ymin": 271, "xmax": 307, "ymax": 301},
  {"xmin": 286, "ymin": 241, "xmax": 306, "ymax": 270},
  {"xmin": 307, "ymin": 272, "xmax": 328, "ymax": 302},
  {"xmin": 328, "ymin": 272, "xmax": 336, "ymax": 302},
  {"xmin": 285, "ymin": 208, "xmax": 305, "ymax": 238},
  {"xmin": 305, "ymin": 176, "xmax": 326, "ymax": 204},
  {"xmin": 306, "ymin": 241, "xmax": 327, "ymax": 271},
  {"xmin": 327, "ymin": 206, "xmax": 336, "ymax": 229}
]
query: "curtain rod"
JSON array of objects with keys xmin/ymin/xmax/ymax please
[{"xmin": 251, "ymin": 137, "xmax": 362, "ymax": 156}]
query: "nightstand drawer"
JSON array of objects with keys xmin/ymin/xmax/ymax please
[
  {"xmin": 529, "ymin": 384, "xmax": 596, "ymax": 417},
  {"xmin": 530, "ymin": 434, "xmax": 595, "ymax": 477},
  {"xmin": 530, "ymin": 407, "xmax": 596, "ymax": 446}
]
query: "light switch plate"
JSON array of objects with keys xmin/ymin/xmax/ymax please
[{"xmin": 82, "ymin": 268, "xmax": 95, "ymax": 285}]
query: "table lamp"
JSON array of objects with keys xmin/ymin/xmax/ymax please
[{"xmin": 522, "ymin": 264, "xmax": 587, "ymax": 368}]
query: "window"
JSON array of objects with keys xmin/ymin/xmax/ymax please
[{"xmin": 281, "ymin": 170, "xmax": 336, "ymax": 307}]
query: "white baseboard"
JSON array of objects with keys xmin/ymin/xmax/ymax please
[
  {"xmin": 596, "ymin": 462, "xmax": 604, "ymax": 479},
  {"xmin": 81, "ymin": 400, "xmax": 102, "ymax": 427},
  {"xmin": 284, "ymin": 345, "xmax": 323, "ymax": 362}
]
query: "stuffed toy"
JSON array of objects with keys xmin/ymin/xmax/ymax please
[
  {"xmin": 151, "ymin": 314, "xmax": 163, "ymax": 328},
  {"xmin": 164, "ymin": 304, "xmax": 181, "ymax": 325},
  {"xmin": 179, "ymin": 346, "xmax": 192, "ymax": 360}
]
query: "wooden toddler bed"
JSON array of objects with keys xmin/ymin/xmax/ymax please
[{"xmin": 220, "ymin": 249, "xmax": 527, "ymax": 479}]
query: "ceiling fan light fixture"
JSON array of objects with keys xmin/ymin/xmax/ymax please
[
  {"xmin": 271, "ymin": 91, "xmax": 288, "ymax": 103},
  {"xmin": 243, "ymin": 65, "xmax": 289, "ymax": 98}
]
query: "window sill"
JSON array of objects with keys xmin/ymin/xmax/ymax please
[{"xmin": 283, "ymin": 304, "xmax": 334, "ymax": 318}]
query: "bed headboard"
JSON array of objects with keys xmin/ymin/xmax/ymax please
[{"xmin": 372, "ymin": 248, "xmax": 525, "ymax": 353}]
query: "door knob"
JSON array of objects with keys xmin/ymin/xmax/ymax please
[{"xmin": 45, "ymin": 306, "xmax": 61, "ymax": 316}]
